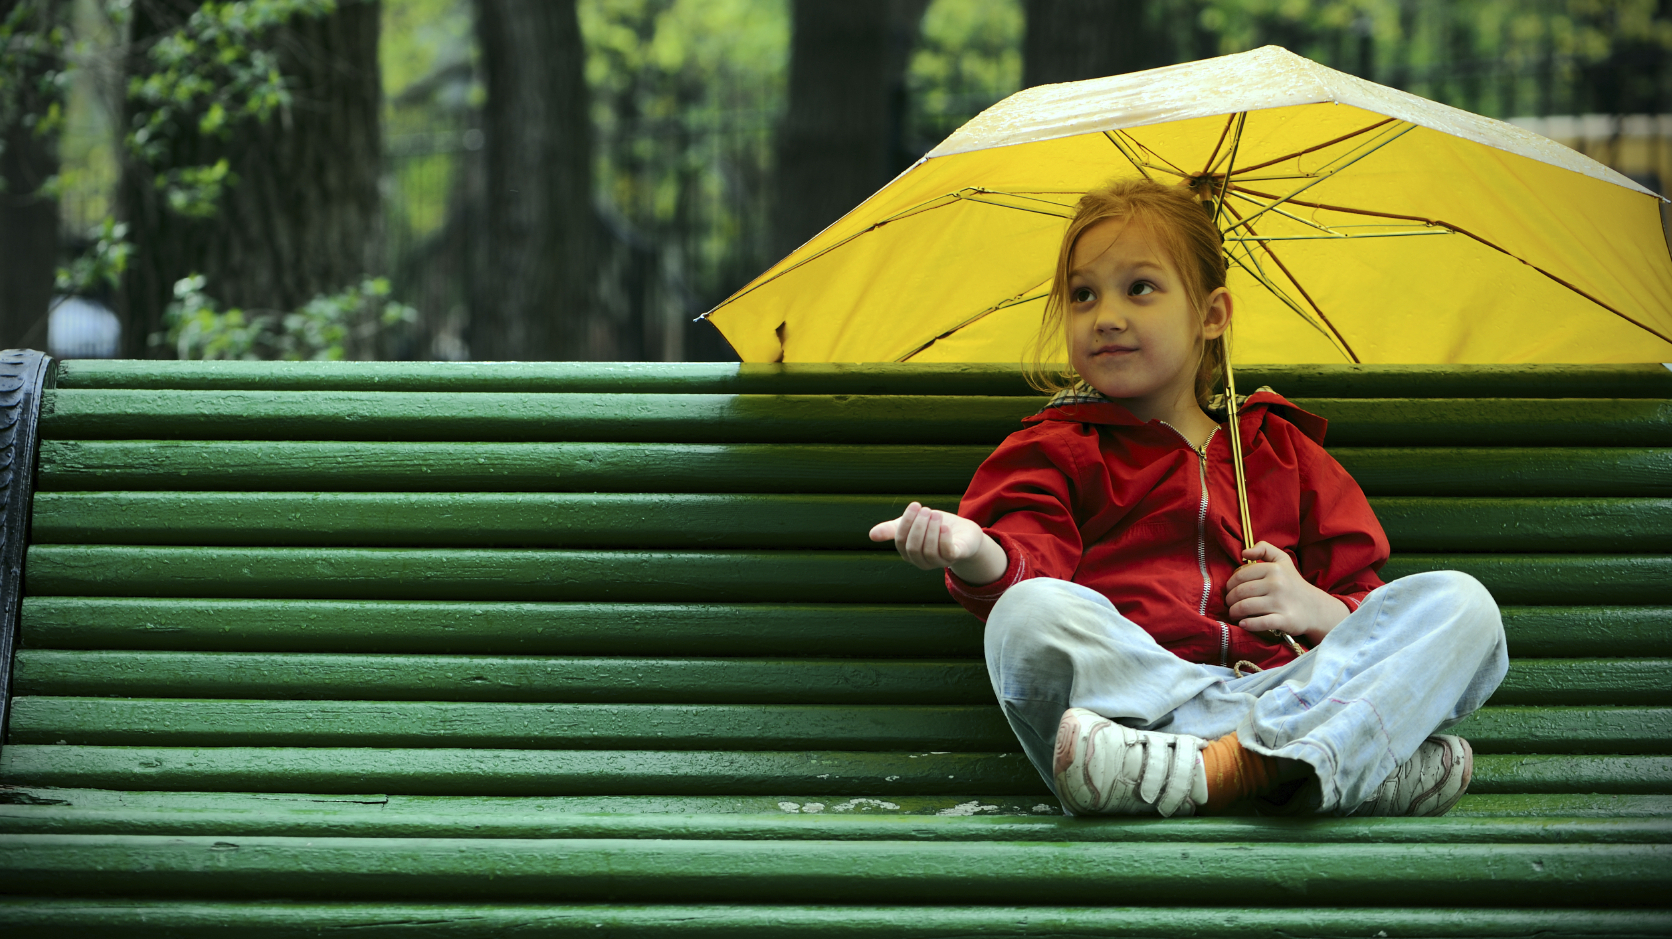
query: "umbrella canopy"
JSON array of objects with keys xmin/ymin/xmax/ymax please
[{"xmin": 705, "ymin": 46, "xmax": 1672, "ymax": 365}]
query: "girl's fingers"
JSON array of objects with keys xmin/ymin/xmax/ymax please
[
  {"xmin": 1228, "ymin": 593, "xmax": 1276, "ymax": 620},
  {"xmin": 1225, "ymin": 561, "xmax": 1273, "ymax": 590},
  {"xmin": 868, "ymin": 519, "xmax": 899, "ymax": 542},
  {"xmin": 1224, "ymin": 576, "xmax": 1273, "ymax": 607},
  {"xmin": 1242, "ymin": 541, "xmax": 1288, "ymax": 566},
  {"xmin": 892, "ymin": 503, "xmax": 923, "ymax": 556},
  {"xmin": 901, "ymin": 505, "xmax": 928, "ymax": 559},
  {"xmin": 1234, "ymin": 613, "xmax": 1288, "ymax": 634},
  {"xmin": 920, "ymin": 511, "xmax": 949, "ymax": 567}
]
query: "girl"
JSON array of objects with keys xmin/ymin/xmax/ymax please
[{"xmin": 869, "ymin": 179, "xmax": 1507, "ymax": 817}]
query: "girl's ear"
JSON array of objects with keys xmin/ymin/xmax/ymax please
[{"xmin": 1201, "ymin": 286, "xmax": 1232, "ymax": 340}]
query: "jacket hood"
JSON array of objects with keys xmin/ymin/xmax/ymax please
[{"xmin": 1024, "ymin": 383, "xmax": 1330, "ymax": 444}]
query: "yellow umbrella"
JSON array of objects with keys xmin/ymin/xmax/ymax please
[{"xmin": 703, "ymin": 45, "xmax": 1672, "ymax": 365}]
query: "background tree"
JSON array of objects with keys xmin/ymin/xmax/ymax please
[
  {"xmin": 118, "ymin": 0, "xmax": 384, "ymax": 356},
  {"xmin": 469, "ymin": 0, "xmax": 593, "ymax": 360},
  {"xmin": 0, "ymin": 0, "xmax": 65, "ymax": 347},
  {"xmin": 771, "ymin": 0, "xmax": 927, "ymax": 263}
]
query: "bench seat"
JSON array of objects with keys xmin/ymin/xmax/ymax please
[{"xmin": 1, "ymin": 360, "xmax": 1668, "ymax": 936}]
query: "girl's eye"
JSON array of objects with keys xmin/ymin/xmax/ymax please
[
  {"xmin": 1071, "ymin": 287, "xmax": 1095, "ymax": 303},
  {"xmin": 1130, "ymin": 281, "xmax": 1155, "ymax": 297}
]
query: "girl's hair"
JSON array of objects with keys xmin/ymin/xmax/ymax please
[{"xmin": 1024, "ymin": 177, "xmax": 1229, "ymax": 410}]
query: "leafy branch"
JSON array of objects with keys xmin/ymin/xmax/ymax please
[
  {"xmin": 0, "ymin": 0, "xmax": 69, "ymax": 193},
  {"xmin": 158, "ymin": 274, "xmax": 417, "ymax": 360},
  {"xmin": 126, "ymin": 0, "xmax": 336, "ymax": 215}
]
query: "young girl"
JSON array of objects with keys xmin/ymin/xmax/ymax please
[{"xmin": 869, "ymin": 179, "xmax": 1507, "ymax": 817}]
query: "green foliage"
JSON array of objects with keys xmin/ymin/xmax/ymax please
[
  {"xmin": 910, "ymin": 0, "xmax": 1023, "ymax": 142},
  {"xmin": 54, "ymin": 216, "xmax": 131, "ymax": 294},
  {"xmin": 154, "ymin": 157, "xmax": 234, "ymax": 218},
  {"xmin": 1201, "ymin": 0, "xmax": 1672, "ymax": 116},
  {"xmin": 0, "ymin": 0, "xmax": 70, "ymax": 192},
  {"xmin": 580, "ymin": 0, "xmax": 789, "ymax": 298},
  {"xmin": 160, "ymin": 274, "xmax": 418, "ymax": 361},
  {"xmin": 126, "ymin": 0, "xmax": 336, "ymax": 216},
  {"xmin": 381, "ymin": 0, "xmax": 476, "ymax": 251}
]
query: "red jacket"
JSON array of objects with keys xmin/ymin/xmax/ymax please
[{"xmin": 947, "ymin": 387, "xmax": 1388, "ymax": 671}]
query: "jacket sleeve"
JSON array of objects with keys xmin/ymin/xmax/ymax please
[
  {"xmin": 945, "ymin": 425, "xmax": 1087, "ymax": 620},
  {"xmin": 1290, "ymin": 426, "xmax": 1388, "ymax": 611}
]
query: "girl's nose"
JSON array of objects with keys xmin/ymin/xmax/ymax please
[{"xmin": 1094, "ymin": 301, "xmax": 1127, "ymax": 333}]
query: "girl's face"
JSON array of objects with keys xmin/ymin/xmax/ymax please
[{"xmin": 1065, "ymin": 217, "xmax": 1229, "ymax": 419}]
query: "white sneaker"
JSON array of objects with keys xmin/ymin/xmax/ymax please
[
  {"xmin": 1350, "ymin": 735, "xmax": 1473, "ymax": 817},
  {"xmin": 1052, "ymin": 707, "xmax": 1209, "ymax": 817}
]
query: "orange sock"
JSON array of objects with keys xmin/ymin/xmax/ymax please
[{"xmin": 1201, "ymin": 734, "xmax": 1282, "ymax": 813}]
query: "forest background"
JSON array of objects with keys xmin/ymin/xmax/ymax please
[{"xmin": 1, "ymin": 0, "xmax": 1668, "ymax": 362}]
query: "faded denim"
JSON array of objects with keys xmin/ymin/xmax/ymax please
[{"xmin": 984, "ymin": 571, "xmax": 1508, "ymax": 814}]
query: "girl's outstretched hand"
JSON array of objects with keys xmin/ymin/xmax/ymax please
[
  {"xmin": 869, "ymin": 502, "xmax": 1008, "ymax": 585},
  {"xmin": 1224, "ymin": 541, "xmax": 1350, "ymax": 644}
]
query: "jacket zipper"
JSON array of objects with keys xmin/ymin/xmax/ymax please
[{"xmin": 1160, "ymin": 422, "xmax": 1229, "ymax": 666}]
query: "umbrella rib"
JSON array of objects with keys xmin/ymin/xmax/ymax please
[
  {"xmin": 1231, "ymin": 188, "xmax": 1672, "ymax": 346},
  {"xmin": 1104, "ymin": 132, "xmax": 1167, "ymax": 180},
  {"xmin": 1223, "ymin": 246, "xmax": 1347, "ymax": 353},
  {"xmin": 702, "ymin": 191, "xmax": 970, "ymax": 318},
  {"xmin": 1286, "ymin": 119, "xmax": 1414, "ymax": 180},
  {"xmin": 1223, "ymin": 123, "xmax": 1415, "ymax": 235},
  {"xmin": 959, "ymin": 190, "xmax": 1078, "ymax": 218},
  {"xmin": 1225, "ymin": 186, "xmax": 1341, "ymax": 236},
  {"xmin": 896, "ymin": 290, "xmax": 1050, "ymax": 362},
  {"xmin": 1221, "ymin": 200, "xmax": 1360, "ymax": 362},
  {"xmin": 1229, "ymin": 118, "xmax": 1397, "ymax": 176},
  {"xmin": 1112, "ymin": 129, "xmax": 1192, "ymax": 178},
  {"xmin": 1201, "ymin": 113, "xmax": 1238, "ymax": 176},
  {"xmin": 1225, "ymin": 231, "xmax": 1450, "ymax": 242},
  {"xmin": 1212, "ymin": 113, "xmax": 1247, "ymax": 230}
]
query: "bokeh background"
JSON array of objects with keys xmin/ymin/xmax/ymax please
[{"xmin": 2, "ymin": 0, "xmax": 1669, "ymax": 362}]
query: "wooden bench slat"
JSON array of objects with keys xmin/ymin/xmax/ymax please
[
  {"xmin": 17, "ymin": 598, "xmax": 984, "ymax": 657},
  {"xmin": 42, "ymin": 390, "xmax": 1672, "ymax": 446},
  {"xmin": 20, "ymin": 598, "xmax": 1670, "ymax": 658},
  {"xmin": 54, "ymin": 360, "xmax": 1672, "ymax": 398},
  {"xmin": 5, "ymin": 746, "xmax": 1666, "ymax": 796},
  {"xmin": 14, "ymin": 652, "xmax": 997, "ymax": 703},
  {"xmin": 6, "ymin": 787, "xmax": 1672, "ymax": 837},
  {"xmin": 41, "ymin": 440, "xmax": 1672, "ymax": 497},
  {"xmin": 30, "ymin": 492, "xmax": 1672, "ymax": 553},
  {"xmin": 6, "ymin": 899, "xmax": 1667, "ymax": 939},
  {"xmin": 5, "ymin": 788, "xmax": 1672, "ymax": 826},
  {"xmin": 6, "ymin": 699, "xmax": 1020, "ymax": 750},
  {"xmin": 0, "ymin": 745, "xmax": 1050, "ymax": 795},
  {"xmin": 13, "ymin": 651, "xmax": 1668, "ymax": 706},
  {"xmin": 24, "ymin": 546, "xmax": 1672, "ymax": 605},
  {"xmin": 0, "ymin": 834, "xmax": 1664, "ymax": 906},
  {"xmin": 9, "ymin": 699, "xmax": 1666, "ymax": 754},
  {"xmin": 28, "ymin": 492, "xmax": 962, "ymax": 550},
  {"xmin": 5, "ymin": 899, "xmax": 1669, "ymax": 938}
]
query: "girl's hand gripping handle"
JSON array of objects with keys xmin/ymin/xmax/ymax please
[{"xmin": 869, "ymin": 502, "xmax": 1008, "ymax": 586}]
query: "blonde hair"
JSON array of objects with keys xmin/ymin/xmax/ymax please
[{"xmin": 1025, "ymin": 177, "xmax": 1229, "ymax": 410}]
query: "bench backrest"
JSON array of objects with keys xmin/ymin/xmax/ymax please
[{"xmin": 3, "ymin": 361, "xmax": 1669, "ymax": 813}]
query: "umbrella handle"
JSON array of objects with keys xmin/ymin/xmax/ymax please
[
  {"xmin": 1225, "ymin": 357, "xmax": 1308, "ymax": 659},
  {"xmin": 1223, "ymin": 358, "xmax": 1256, "ymax": 554}
]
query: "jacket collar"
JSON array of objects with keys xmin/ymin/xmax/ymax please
[{"xmin": 1026, "ymin": 380, "xmax": 1329, "ymax": 444}]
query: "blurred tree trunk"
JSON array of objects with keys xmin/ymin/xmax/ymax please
[
  {"xmin": 0, "ymin": 0, "xmax": 63, "ymax": 349},
  {"xmin": 470, "ymin": 0, "xmax": 593, "ymax": 361},
  {"xmin": 118, "ymin": 0, "xmax": 383, "ymax": 356},
  {"xmin": 1023, "ymin": 0, "xmax": 1164, "ymax": 87},
  {"xmin": 773, "ymin": 0, "xmax": 928, "ymax": 264}
]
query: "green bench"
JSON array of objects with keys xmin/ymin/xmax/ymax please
[{"xmin": 0, "ymin": 355, "xmax": 1668, "ymax": 936}]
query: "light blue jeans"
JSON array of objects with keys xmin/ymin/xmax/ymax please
[{"xmin": 985, "ymin": 572, "xmax": 1508, "ymax": 814}]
